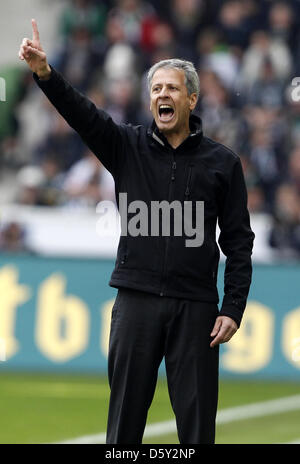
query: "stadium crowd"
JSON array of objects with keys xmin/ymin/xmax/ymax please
[{"xmin": 1, "ymin": 0, "xmax": 300, "ymax": 258}]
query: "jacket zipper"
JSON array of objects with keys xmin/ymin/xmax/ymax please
[
  {"xmin": 160, "ymin": 155, "xmax": 176, "ymax": 296},
  {"xmin": 171, "ymin": 160, "xmax": 176, "ymax": 181},
  {"xmin": 184, "ymin": 164, "xmax": 194, "ymax": 199}
]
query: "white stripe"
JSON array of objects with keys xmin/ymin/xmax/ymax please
[
  {"xmin": 283, "ymin": 439, "xmax": 300, "ymax": 444},
  {"xmin": 152, "ymin": 132, "xmax": 165, "ymax": 146},
  {"xmin": 57, "ymin": 432, "xmax": 107, "ymax": 445},
  {"xmin": 216, "ymin": 394, "xmax": 300, "ymax": 424},
  {"xmin": 54, "ymin": 394, "xmax": 300, "ymax": 444}
]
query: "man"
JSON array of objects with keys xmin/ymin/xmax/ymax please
[{"xmin": 19, "ymin": 20, "xmax": 255, "ymax": 444}]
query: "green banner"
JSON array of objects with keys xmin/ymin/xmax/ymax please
[{"xmin": 0, "ymin": 254, "xmax": 299, "ymax": 378}]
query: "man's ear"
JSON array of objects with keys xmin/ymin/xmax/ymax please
[{"xmin": 189, "ymin": 93, "xmax": 198, "ymax": 111}]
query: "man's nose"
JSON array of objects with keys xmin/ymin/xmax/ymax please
[{"xmin": 158, "ymin": 86, "xmax": 170, "ymax": 98}]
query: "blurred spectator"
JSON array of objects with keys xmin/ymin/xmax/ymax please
[
  {"xmin": 102, "ymin": 14, "xmax": 138, "ymax": 80},
  {"xmin": 62, "ymin": 149, "xmax": 115, "ymax": 207},
  {"xmin": 0, "ymin": 222, "xmax": 29, "ymax": 253},
  {"xmin": 196, "ymin": 27, "xmax": 221, "ymax": 61},
  {"xmin": 0, "ymin": 136, "xmax": 22, "ymax": 169},
  {"xmin": 86, "ymin": 84, "xmax": 106, "ymax": 109},
  {"xmin": 16, "ymin": 165, "xmax": 46, "ymax": 205},
  {"xmin": 34, "ymin": 116, "xmax": 85, "ymax": 171},
  {"xmin": 288, "ymin": 146, "xmax": 300, "ymax": 196},
  {"xmin": 269, "ymin": 183, "xmax": 300, "ymax": 259},
  {"xmin": 247, "ymin": 185, "xmax": 266, "ymax": 213},
  {"xmin": 103, "ymin": 42, "xmax": 137, "ymax": 81},
  {"xmin": 267, "ymin": 1, "xmax": 297, "ymax": 53},
  {"xmin": 196, "ymin": 11, "xmax": 240, "ymax": 90},
  {"xmin": 140, "ymin": 19, "xmax": 177, "ymax": 68},
  {"xmin": 216, "ymin": 0, "xmax": 256, "ymax": 51},
  {"xmin": 245, "ymin": 56, "xmax": 286, "ymax": 107},
  {"xmin": 166, "ymin": 0, "xmax": 211, "ymax": 62},
  {"xmin": 108, "ymin": 0, "xmax": 155, "ymax": 47},
  {"xmin": 239, "ymin": 30, "xmax": 292, "ymax": 89},
  {"xmin": 103, "ymin": 77, "xmax": 140, "ymax": 124},
  {"xmin": 240, "ymin": 152, "xmax": 266, "ymax": 213},
  {"xmin": 53, "ymin": 25, "xmax": 105, "ymax": 91},
  {"xmin": 248, "ymin": 126, "xmax": 282, "ymax": 210},
  {"xmin": 198, "ymin": 70, "xmax": 243, "ymax": 149},
  {"xmin": 37, "ymin": 155, "xmax": 65, "ymax": 206},
  {"xmin": 104, "ymin": 13, "xmax": 126, "ymax": 47},
  {"xmin": 200, "ymin": 44, "xmax": 240, "ymax": 90},
  {"xmin": 15, "ymin": 161, "xmax": 64, "ymax": 207},
  {"xmin": 59, "ymin": 0, "xmax": 107, "ymax": 39},
  {"xmin": 242, "ymin": 104, "xmax": 289, "ymax": 168}
]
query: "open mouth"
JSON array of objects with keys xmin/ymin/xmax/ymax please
[{"xmin": 158, "ymin": 104, "xmax": 175, "ymax": 122}]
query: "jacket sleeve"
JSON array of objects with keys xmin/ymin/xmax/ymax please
[
  {"xmin": 217, "ymin": 156, "xmax": 255, "ymax": 327},
  {"xmin": 33, "ymin": 65, "xmax": 126, "ymax": 178}
]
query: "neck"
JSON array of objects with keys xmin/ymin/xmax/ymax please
[{"xmin": 163, "ymin": 126, "xmax": 191, "ymax": 149}]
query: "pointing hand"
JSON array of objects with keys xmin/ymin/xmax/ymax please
[{"xmin": 18, "ymin": 19, "xmax": 51, "ymax": 80}]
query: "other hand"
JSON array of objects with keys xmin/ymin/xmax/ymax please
[{"xmin": 210, "ymin": 315, "xmax": 238, "ymax": 348}]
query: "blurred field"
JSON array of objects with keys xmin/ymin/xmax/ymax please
[{"xmin": 0, "ymin": 372, "xmax": 300, "ymax": 444}]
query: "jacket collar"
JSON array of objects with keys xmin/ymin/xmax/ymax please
[{"xmin": 147, "ymin": 112, "xmax": 203, "ymax": 152}]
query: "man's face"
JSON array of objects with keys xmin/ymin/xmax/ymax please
[{"xmin": 149, "ymin": 67, "xmax": 197, "ymax": 134}]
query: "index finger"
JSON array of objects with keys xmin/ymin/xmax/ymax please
[{"xmin": 31, "ymin": 18, "xmax": 40, "ymax": 41}]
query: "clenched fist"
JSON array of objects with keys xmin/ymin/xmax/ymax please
[{"xmin": 18, "ymin": 19, "xmax": 51, "ymax": 80}]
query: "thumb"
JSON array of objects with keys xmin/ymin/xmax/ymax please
[
  {"xmin": 211, "ymin": 317, "xmax": 222, "ymax": 337},
  {"xmin": 24, "ymin": 45, "xmax": 44, "ymax": 58}
]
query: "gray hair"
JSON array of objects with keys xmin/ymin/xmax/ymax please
[{"xmin": 147, "ymin": 58, "xmax": 200, "ymax": 98}]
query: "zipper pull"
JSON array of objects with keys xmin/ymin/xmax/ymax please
[{"xmin": 171, "ymin": 161, "xmax": 176, "ymax": 181}]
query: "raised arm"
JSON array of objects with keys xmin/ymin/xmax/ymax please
[{"xmin": 18, "ymin": 20, "xmax": 126, "ymax": 177}]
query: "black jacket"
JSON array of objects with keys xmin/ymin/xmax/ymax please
[{"xmin": 34, "ymin": 66, "xmax": 255, "ymax": 327}]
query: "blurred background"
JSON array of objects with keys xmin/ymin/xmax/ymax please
[{"xmin": 0, "ymin": 0, "xmax": 300, "ymax": 445}]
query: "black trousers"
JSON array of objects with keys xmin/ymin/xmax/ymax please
[{"xmin": 106, "ymin": 288, "xmax": 219, "ymax": 444}]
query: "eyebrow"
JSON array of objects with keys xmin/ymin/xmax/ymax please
[{"xmin": 151, "ymin": 82, "xmax": 180, "ymax": 88}]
